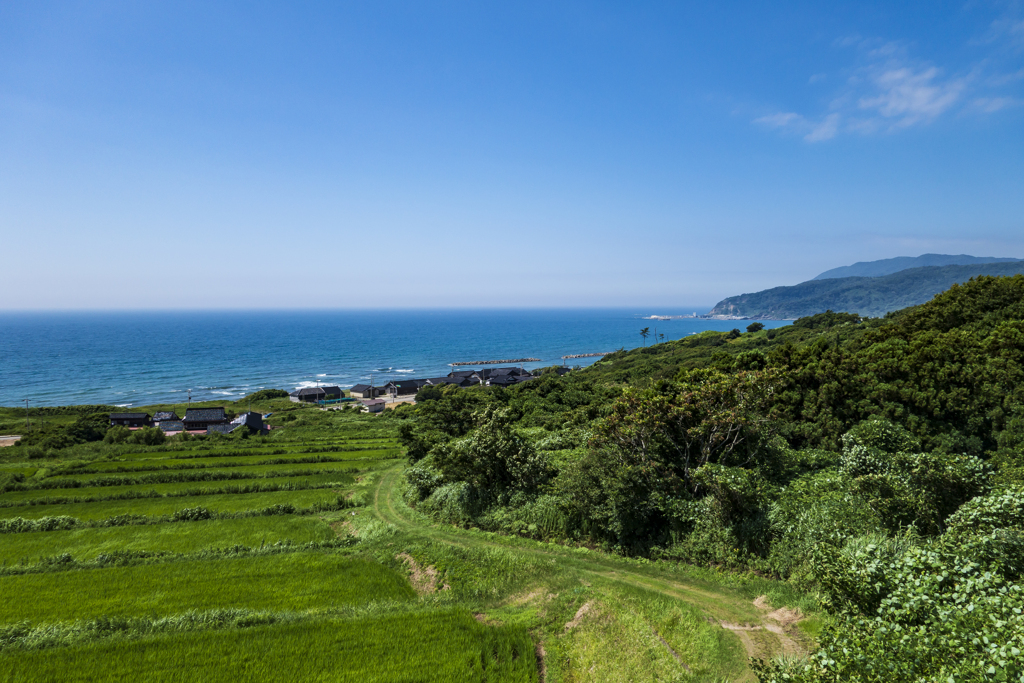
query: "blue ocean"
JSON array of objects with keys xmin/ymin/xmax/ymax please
[{"xmin": 0, "ymin": 310, "xmax": 789, "ymax": 407}]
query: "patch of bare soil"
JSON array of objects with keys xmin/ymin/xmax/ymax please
[
  {"xmin": 766, "ymin": 607, "xmax": 802, "ymax": 629},
  {"xmin": 536, "ymin": 642, "xmax": 547, "ymax": 683},
  {"xmin": 396, "ymin": 553, "xmax": 448, "ymax": 595},
  {"xmin": 563, "ymin": 601, "xmax": 593, "ymax": 631},
  {"xmin": 720, "ymin": 596, "xmax": 805, "ymax": 657},
  {"xmin": 0, "ymin": 436, "xmax": 21, "ymax": 448}
]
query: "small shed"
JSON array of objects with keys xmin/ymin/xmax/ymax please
[
  {"xmin": 362, "ymin": 399, "xmax": 386, "ymax": 414},
  {"xmin": 109, "ymin": 412, "xmax": 151, "ymax": 427},
  {"xmin": 153, "ymin": 411, "xmax": 180, "ymax": 423},
  {"xmin": 183, "ymin": 408, "xmax": 229, "ymax": 431}
]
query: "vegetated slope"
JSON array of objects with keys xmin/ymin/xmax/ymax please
[
  {"xmin": 707, "ymin": 260, "xmax": 1024, "ymax": 319},
  {"xmin": 0, "ymin": 390, "xmax": 797, "ymax": 682},
  {"xmin": 398, "ymin": 274, "xmax": 1024, "ymax": 682},
  {"xmin": 812, "ymin": 252, "xmax": 1020, "ymax": 280}
]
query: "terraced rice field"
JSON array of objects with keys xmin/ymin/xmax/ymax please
[
  {"xmin": 0, "ymin": 405, "xmax": 539, "ymax": 682},
  {"xmin": 0, "ymin": 553, "xmax": 417, "ymax": 624},
  {"xmin": 0, "ymin": 488, "xmax": 346, "ymax": 520},
  {"xmin": 0, "ymin": 399, "xmax": 808, "ymax": 681},
  {"xmin": 0, "ymin": 472, "xmax": 354, "ymax": 505},
  {"xmin": 0, "ymin": 611, "xmax": 537, "ymax": 683},
  {"xmin": 0, "ymin": 515, "xmax": 336, "ymax": 564}
]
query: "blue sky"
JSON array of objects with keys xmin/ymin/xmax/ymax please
[{"xmin": 1, "ymin": 1, "xmax": 1022, "ymax": 309}]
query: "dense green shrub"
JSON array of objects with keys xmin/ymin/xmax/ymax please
[
  {"xmin": 944, "ymin": 486, "xmax": 1024, "ymax": 541},
  {"xmin": 104, "ymin": 425, "xmax": 132, "ymax": 444},
  {"xmin": 244, "ymin": 389, "xmax": 289, "ymax": 401}
]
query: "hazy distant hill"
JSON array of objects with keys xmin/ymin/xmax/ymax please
[
  {"xmin": 813, "ymin": 253, "xmax": 1020, "ymax": 280},
  {"xmin": 708, "ymin": 261, "xmax": 1024, "ymax": 319}
]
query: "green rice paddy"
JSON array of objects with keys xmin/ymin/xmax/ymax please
[
  {"xmin": 0, "ymin": 472, "xmax": 354, "ymax": 505},
  {"xmin": 77, "ymin": 448, "xmax": 401, "ymax": 472},
  {"xmin": 0, "ymin": 407, "xmax": 538, "ymax": 681},
  {"xmin": 0, "ymin": 515, "xmax": 336, "ymax": 564},
  {"xmin": 0, "ymin": 611, "xmax": 537, "ymax": 683},
  {"xmin": 0, "ymin": 553, "xmax": 414, "ymax": 624},
  {"xmin": 0, "ymin": 488, "xmax": 344, "ymax": 521}
]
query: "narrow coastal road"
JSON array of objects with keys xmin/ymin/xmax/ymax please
[{"xmin": 369, "ymin": 466, "xmax": 807, "ymax": 670}]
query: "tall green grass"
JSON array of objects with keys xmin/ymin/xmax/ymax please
[
  {"xmin": 0, "ymin": 515, "xmax": 336, "ymax": 564},
  {"xmin": 0, "ymin": 473, "xmax": 353, "ymax": 506},
  {"xmin": 0, "ymin": 552, "xmax": 414, "ymax": 624},
  {"xmin": 61, "ymin": 458, "xmax": 389, "ymax": 483},
  {"xmin": 0, "ymin": 611, "xmax": 536, "ymax": 682},
  {"xmin": 0, "ymin": 489, "xmax": 345, "ymax": 521},
  {"xmin": 112, "ymin": 441, "xmax": 401, "ymax": 462},
  {"xmin": 76, "ymin": 449, "xmax": 401, "ymax": 473}
]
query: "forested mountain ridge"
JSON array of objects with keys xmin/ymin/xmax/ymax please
[
  {"xmin": 707, "ymin": 260, "xmax": 1024, "ymax": 319},
  {"xmin": 812, "ymin": 253, "xmax": 1020, "ymax": 280},
  {"xmin": 397, "ymin": 274, "xmax": 1024, "ymax": 682}
]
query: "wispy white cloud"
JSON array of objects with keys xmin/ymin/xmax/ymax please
[
  {"xmin": 753, "ymin": 111, "xmax": 840, "ymax": 142},
  {"xmin": 989, "ymin": 68, "xmax": 1024, "ymax": 86},
  {"xmin": 974, "ymin": 96, "xmax": 1021, "ymax": 112},
  {"xmin": 754, "ymin": 17, "xmax": 1022, "ymax": 143},
  {"xmin": 857, "ymin": 66, "xmax": 966, "ymax": 126},
  {"xmin": 981, "ymin": 18, "xmax": 1024, "ymax": 47},
  {"xmin": 805, "ymin": 113, "xmax": 841, "ymax": 141},
  {"xmin": 754, "ymin": 112, "xmax": 804, "ymax": 128}
]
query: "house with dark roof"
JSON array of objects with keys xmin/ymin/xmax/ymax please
[
  {"xmin": 479, "ymin": 367, "xmax": 531, "ymax": 380},
  {"xmin": 156, "ymin": 420, "xmax": 185, "ymax": 433},
  {"xmin": 152, "ymin": 411, "xmax": 180, "ymax": 423},
  {"xmin": 231, "ymin": 411, "xmax": 266, "ymax": 434},
  {"xmin": 487, "ymin": 372, "xmax": 537, "ymax": 388},
  {"xmin": 109, "ymin": 412, "xmax": 151, "ymax": 427},
  {"xmin": 182, "ymin": 408, "xmax": 229, "ymax": 431},
  {"xmin": 350, "ymin": 384, "xmax": 383, "ymax": 399},
  {"xmin": 289, "ymin": 386, "xmax": 343, "ymax": 403},
  {"xmin": 206, "ymin": 424, "xmax": 235, "ymax": 435},
  {"xmin": 385, "ymin": 379, "xmax": 429, "ymax": 397},
  {"xmin": 203, "ymin": 412, "xmax": 266, "ymax": 436},
  {"xmin": 448, "ymin": 370, "xmax": 481, "ymax": 380},
  {"xmin": 424, "ymin": 376, "xmax": 466, "ymax": 387}
]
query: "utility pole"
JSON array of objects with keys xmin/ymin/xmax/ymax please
[{"xmin": 187, "ymin": 389, "xmax": 192, "ymax": 409}]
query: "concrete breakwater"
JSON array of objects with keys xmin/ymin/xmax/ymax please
[
  {"xmin": 449, "ymin": 358, "xmax": 541, "ymax": 366},
  {"xmin": 561, "ymin": 353, "xmax": 610, "ymax": 359}
]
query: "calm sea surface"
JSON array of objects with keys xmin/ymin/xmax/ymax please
[{"xmin": 0, "ymin": 310, "xmax": 789, "ymax": 407}]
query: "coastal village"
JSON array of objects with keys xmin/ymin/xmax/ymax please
[
  {"xmin": 339, "ymin": 364, "xmax": 567, "ymax": 413},
  {"xmin": 105, "ymin": 364, "xmax": 571, "ymax": 429},
  {"xmin": 108, "ymin": 407, "xmax": 268, "ymax": 435}
]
